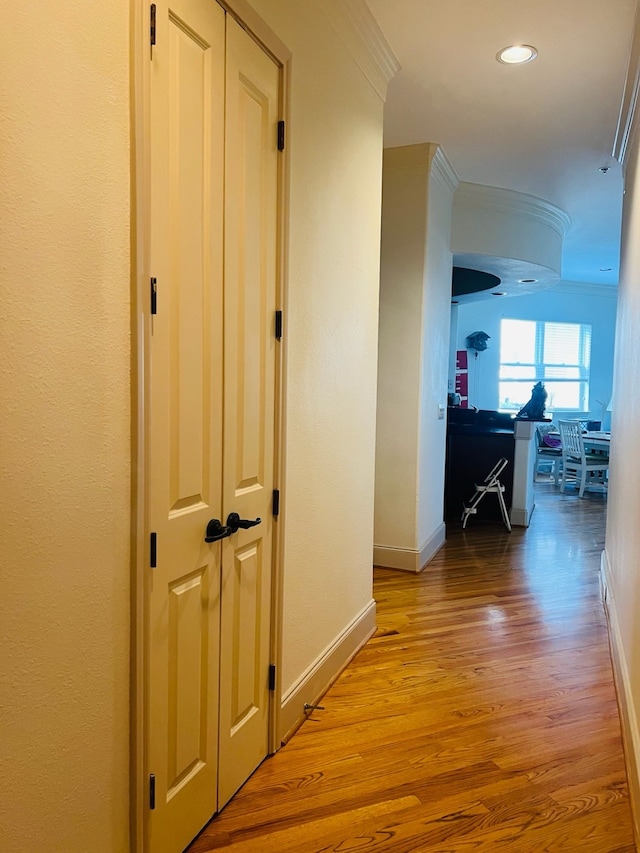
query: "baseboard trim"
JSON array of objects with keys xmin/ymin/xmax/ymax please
[
  {"xmin": 601, "ymin": 550, "xmax": 640, "ymax": 847},
  {"xmin": 510, "ymin": 505, "xmax": 534, "ymax": 527},
  {"xmin": 374, "ymin": 523, "xmax": 446, "ymax": 573},
  {"xmin": 277, "ymin": 599, "xmax": 377, "ymax": 746}
]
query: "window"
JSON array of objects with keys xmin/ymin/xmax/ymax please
[{"xmin": 499, "ymin": 319, "xmax": 591, "ymax": 412}]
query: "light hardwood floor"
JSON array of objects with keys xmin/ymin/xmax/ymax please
[{"xmin": 188, "ymin": 481, "xmax": 636, "ymax": 852}]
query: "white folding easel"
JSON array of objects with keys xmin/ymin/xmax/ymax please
[{"xmin": 461, "ymin": 457, "xmax": 511, "ymax": 531}]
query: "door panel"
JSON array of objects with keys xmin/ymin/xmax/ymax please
[
  {"xmin": 168, "ymin": 10, "xmax": 214, "ymax": 511},
  {"xmin": 148, "ymin": 0, "xmax": 225, "ymax": 850},
  {"xmin": 166, "ymin": 566, "xmax": 211, "ymax": 789},
  {"xmin": 218, "ymin": 16, "xmax": 279, "ymax": 809},
  {"xmin": 229, "ymin": 541, "xmax": 263, "ymax": 724}
]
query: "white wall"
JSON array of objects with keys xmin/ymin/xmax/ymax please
[
  {"xmin": 0, "ymin": 5, "xmax": 131, "ymax": 852},
  {"xmin": 375, "ymin": 144, "xmax": 454, "ymax": 568},
  {"xmin": 603, "ymin": 56, "xmax": 640, "ymax": 836},
  {"xmin": 453, "ymin": 283, "xmax": 617, "ymax": 423}
]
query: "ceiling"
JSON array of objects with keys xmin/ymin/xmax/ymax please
[{"xmin": 366, "ymin": 0, "xmax": 637, "ymax": 287}]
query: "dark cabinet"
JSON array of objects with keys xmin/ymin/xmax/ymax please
[{"xmin": 444, "ymin": 409, "xmax": 515, "ymax": 524}]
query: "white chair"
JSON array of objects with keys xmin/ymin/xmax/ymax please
[
  {"xmin": 535, "ymin": 424, "xmax": 562, "ymax": 484},
  {"xmin": 558, "ymin": 420, "xmax": 609, "ymax": 498}
]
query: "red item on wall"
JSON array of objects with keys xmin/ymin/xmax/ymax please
[
  {"xmin": 454, "ymin": 349, "xmax": 469, "ymax": 408},
  {"xmin": 455, "ymin": 373, "xmax": 468, "ymax": 396}
]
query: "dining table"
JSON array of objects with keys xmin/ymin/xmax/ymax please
[{"xmin": 583, "ymin": 430, "xmax": 611, "ymax": 454}]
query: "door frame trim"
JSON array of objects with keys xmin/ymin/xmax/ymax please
[{"xmin": 130, "ymin": 2, "xmax": 291, "ymax": 848}]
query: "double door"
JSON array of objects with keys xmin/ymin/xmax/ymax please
[{"xmin": 146, "ymin": 2, "xmax": 280, "ymax": 850}]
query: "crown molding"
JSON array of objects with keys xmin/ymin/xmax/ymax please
[
  {"xmin": 613, "ymin": 3, "xmax": 640, "ymax": 167},
  {"xmin": 431, "ymin": 146, "xmax": 459, "ymax": 195},
  {"xmin": 550, "ymin": 279, "xmax": 618, "ymax": 298},
  {"xmin": 317, "ymin": 0, "xmax": 400, "ymax": 101},
  {"xmin": 455, "ymin": 181, "xmax": 571, "ymax": 237}
]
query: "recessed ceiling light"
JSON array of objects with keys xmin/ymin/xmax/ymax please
[
  {"xmin": 519, "ymin": 278, "xmax": 537, "ymax": 283},
  {"xmin": 497, "ymin": 45, "xmax": 538, "ymax": 65},
  {"xmin": 492, "ymin": 291, "xmax": 507, "ymax": 296}
]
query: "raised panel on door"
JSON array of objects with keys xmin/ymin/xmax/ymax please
[
  {"xmin": 218, "ymin": 15, "xmax": 279, "ymax": 809},
  {"xmin": 147, "ymin": 0, "xmax": 225, "ymax": 850}
]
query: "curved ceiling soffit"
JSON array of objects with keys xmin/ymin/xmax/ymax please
[
  {"xmin": 454, "ymin": 182, "xmax": 571, "ymax": 237},
  {"xmin": 451, "ymin": 182, "xmax": 571, "ymax": 303}
]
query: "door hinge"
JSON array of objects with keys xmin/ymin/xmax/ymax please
[
  {"xmin": 150, "ymin": 4, "xmax": 157, "ymax": 47},
  {"xmin": 149, "ymin": 774, "xmax": 156, "ymax": 810},
  {"xmin": 268, "ymin": 664, "xmax": 276, "ymax": 691},
  {"xmin": 150, "ymin": 532, "xmax": 157, "ymax": 568},
  {"xmin": 272, "ymin": 489, "xmax": 280, "ymax": 517},
  {"xmin": 277, "ymin": 120, "xmax": 285, "ymax": 152},
  {"xmin": 150, "ymin": 277, "xmax": 157, "ymax": 315},
  {"xmin": 275, "ymin": 310, "xmax": 282, "ymax": 341}
]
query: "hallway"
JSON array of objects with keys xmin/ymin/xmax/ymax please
[{"xmin": 189, "ymin": 483, "xmax": 635, "ymax": 852}]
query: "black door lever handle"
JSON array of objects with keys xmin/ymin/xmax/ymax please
[
  {"xmin": 204, "ymin": 518, "xmax": 232, "ymax": 542},
  {"xmin": 226, "ymin": 512, "xmax": 262, "ymax": 533}
]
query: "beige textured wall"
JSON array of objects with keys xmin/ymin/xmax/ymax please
[
  {"xmin": 0, "ymin": 4, "xmax": 131, "ymax": 853},
  {"xmin": 242, "ymin": 0, "xmax": 385, "ymax": 695},
  {"xmin": 375, "ymin": 144, "xmax": 453, "ymax": 556},
  {"xmin": 417, "ymin": 155, "xmax": 455, "ymax": 548},
  {"xmin": 1, "ymin": 0, "xmax": 387, "ymax": 846},
  {"xmin": 375, "ymin": 147, "xmax": 427, "ymax": 551}
]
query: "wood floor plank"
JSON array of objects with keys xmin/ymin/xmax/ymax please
[
  {"xmin": 187, "ymin": 483, "xmax": 636, "ymax": 853},
  {"xmin": 188, "ymin": 797, "xmax": 423, "ymax": 853}
]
